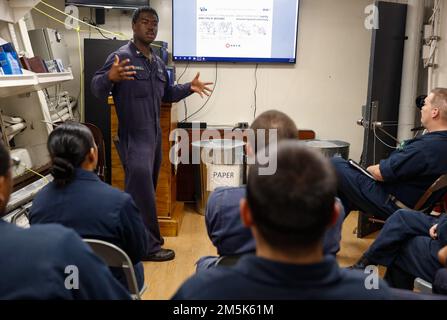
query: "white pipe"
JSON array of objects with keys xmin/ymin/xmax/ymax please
[{"xmin": 397, "ymin": 0, "xmax": 425, "ymax": 142}]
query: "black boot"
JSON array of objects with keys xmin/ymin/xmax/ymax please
[{"xmin": 142, "ymin": 248, "xmax": 175, "ymax": 262}]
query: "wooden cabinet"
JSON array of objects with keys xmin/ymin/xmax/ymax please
[{"xmin": 109, "ymin": 98, "xmax": 184, "ymax": 236}]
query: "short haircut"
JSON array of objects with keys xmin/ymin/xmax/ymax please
[
  {"xmin": 132, "ymin": 6, "xmax": 159, "ymax": 24},
  {"xmin": 0, "ymin": 142, "xmax": 10, "ymax": 177},
  {"xmin": 246, "ymin": 141, "xmax": 337, "ymax": 250},
  {"xmin": 430, "ymin": 88, "xmax": 447, "ymax": 121},
  {"xmin": 250, "ymin": 110, "xmax": 299, "ymax": 152}
]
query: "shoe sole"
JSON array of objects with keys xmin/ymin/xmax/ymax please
[{"xmin": 142, "ymin": 254, "xmax": 175, "ymax": 262}]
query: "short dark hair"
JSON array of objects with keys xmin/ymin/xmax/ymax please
[
  {"xmin": 246, "ymin": 141, "xmax": 337, "ymax": 250},
  {"xmin": 132, "ymin": 6, "xmax": 159, "ymax": 25},
  {"xmin": 250, "ymin": 110, "xmax": 298, "ymax": 153},
  {"xmin": 0, "ymin": 142, "xmax": 10, "ymax": 177},
  {"xmin": 251, "ymin": 110, "xmax": 298, "ymax": 143},
  {"xmin": 47, "ymin": 121, "xmax": 95, "ymax": 187}
]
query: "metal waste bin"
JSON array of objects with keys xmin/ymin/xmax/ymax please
[
  {"xmin": 192, "ymin": 139, "xmax": 245, "ymax": 215},
  {"xmin": 301, "ymin": 140, "xmax": 350, "ymax": 160}
]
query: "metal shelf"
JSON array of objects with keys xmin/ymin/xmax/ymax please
[
  {"xmin": 0, "ymin": 73, "xmax": 36, "ymax": 98},
  {"xmin": 0, "ymin": 70, "xmax": 73, "ymax": 98},
  {"xmin": 0, "ymin": 0, "xmax": 41, "ymax": 23},
  {"xmin": 34, "ymin": 71, "xmax": 74, "ymax": 91}
]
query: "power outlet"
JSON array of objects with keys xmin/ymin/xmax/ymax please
[{"xmin": 235, "ymin": 122, "xmax": 249, "ymax": 129}]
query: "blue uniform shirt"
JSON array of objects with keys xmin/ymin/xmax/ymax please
[
  {"xmin": 91, "ymin": 41, "xmax": 192, "ymax": 134},
  {"xmin": 0, "ymin": 220, "xmax": 130, "ymax": 299},
  {"xmin": 205, "ymin": 187, "xmax": 345, "ymax": 257},
  {"xmin": 206, "ymin": 187, "xmax": 255, "ymax": 256},
  {"xmin": 29, "ymin": 168, "xmax": 149, "ymax": 290},
  {"xmin": 173, "ymin": 255, "xmax": 392, "ymax": 300},
  {"xmin": 380, "ymin": 131, "xmax": 447, "ymax": 208}
]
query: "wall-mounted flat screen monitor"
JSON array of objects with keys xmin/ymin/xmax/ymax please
[{"xmin": 173, "ymin": 0, "xmax": 300, "ymax": 63}]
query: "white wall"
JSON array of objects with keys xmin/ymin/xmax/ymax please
[
  {"xmin": 168, "ymin": 0, "xmax": 372, "ymax": 161},
  {"xmin": 31, "ymin": 0, "xmax": 374, "ymax": 160}
]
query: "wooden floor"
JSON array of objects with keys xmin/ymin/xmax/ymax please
[
  {"xmin": 142, "ymin": 204, "xmax": 216, "ymax": 300},
  {"xmin": 142, "ymin": 206, "xmax": 380, "ymax": 300}
]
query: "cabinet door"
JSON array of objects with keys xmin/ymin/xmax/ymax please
[
  {"xmin": 84, "ymin": 39, "xmax": 127, "ymax": 184},
  {"xmin": 358, "ymin": 1, "xmax": 407, "ymax": 239},
  {"xmin": 361, "ymin": 1, "xmax": 407, "ymax": 167}
]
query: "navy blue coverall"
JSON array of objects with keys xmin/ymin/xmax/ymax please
[
  {"xmin": 0, "ymin": 220, "xmax": 130, "ymax": 299},
  {"xmin": 196, "ymin": 186, "xmax": 346, "ymax": 271},
  {"xmin": 332, "ymin": 131, "xmax": 447, "ymax": 219},
  {"xmin": 362, "ymin": 209, "xmax": 447, "ymax": 289},
  {"xmin": 29, "ymin": 168, "xmax": 149, "ymax": 291},
  {"xmin": 91, "ymin": 42, "xmax": 192, "ymax": 254}
]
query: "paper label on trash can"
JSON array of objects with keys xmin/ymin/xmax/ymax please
[{"xmin": 207, "ymin": 164, "xmax": 242, "ymax": 192}]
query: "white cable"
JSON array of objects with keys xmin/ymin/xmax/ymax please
[{"xmin": 373, "ymin": 126, "xmax": 398, "ymax": 150}]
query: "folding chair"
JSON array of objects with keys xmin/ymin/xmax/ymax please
[
  {"xmin": 357, "ymin": 173, "xmax": 447, "ymax": 238},
  {"xmin": 215, "ymin": 254, "xmax": 245, "ymax": 267},
  {"xmin": 414, "ymin": 278, "xmax": 433, "ymax": 294},
  {"xmin": 11, "ymin": 207, "xmax": 30, "ymax": 228},
  {"xmin": 83, "ymin": 239, "xmax": 147, "ymax": 300},
  {"xmin": 82, "ymin": 123, "xmax": 106, "ymax": 182},
  {"xmin": 413, "ymin": 174, "xmax": 447, "ymax": 212}
]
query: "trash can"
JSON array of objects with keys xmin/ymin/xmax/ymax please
[
  {"xmin": 301, "ymin": 139, "xmax": 350, "ymax": 160},
  {"xmin": 192, "ymin": 139, "xmax": 245, "ymax": 215}
]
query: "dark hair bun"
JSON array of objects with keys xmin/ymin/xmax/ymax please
[{"xmin": 51, "ymin": 157, "xmax": 75, "ymax": 185}]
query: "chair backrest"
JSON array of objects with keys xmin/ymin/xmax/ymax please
[
  {"xmin": 414, "ymin": 174, "xmax": 447, "ymax": 211},
  {"xmin": 215, "ymin": 254, "xmax": 247, "ymax": 267},
  {"xmin": 11, "ymin": 208, "xmax": 30, "ymax": 228},
  {"xmin": 82, "ymin": 122, "xmax": 106, "ymax": 182},
  {"xmin": 413, "ymin": 277, "xmax": 433, "ymax": 294},
  {"xmin": 83, "ymin": 239, "xmax": 141, "ymax": 299}
]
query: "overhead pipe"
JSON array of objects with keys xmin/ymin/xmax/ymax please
[{"xmin": 397, "ymin": 0, "xmax": 425, "ymax": 142}]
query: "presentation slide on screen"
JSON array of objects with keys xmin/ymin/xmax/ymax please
[
  {"xmin": 196, "ymin": 0, "xmax": 274, "ymax": 58},
  {"xmin": 173, "ymin": 0, "xmax": 299, "ymax": 63}
]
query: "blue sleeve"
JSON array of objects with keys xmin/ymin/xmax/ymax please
[
  {"xmin": 28, "ymin": 188, "xmax": 48, "ymax": 224},
  {"xmin": 91, "ymin": 52, "xmax": 117, "ymax": 101},
  {"xmin": 59, "ymin": 229, "xmax": 131, "ymax": 300},
  {"xmin": 379, "ymin": 143, "xmax": 428, "ymax": 182},
  {"xmin": 437, "ymin": 215, "xmax": 447, "ymax": 247},
  {"xmin": 205, "ymin": 189, "xmax": 223, "ymax": 247},
  {"xmin": 161, "ymin": 63, "xmax": 193, "ymax": 103},
  {"xmin": 171, "ymin": 276, "xmax": 203, "ymax": 300},
  {"xmin": 118, "ymin": 195, "xmax": 149, "ymax": 263}
]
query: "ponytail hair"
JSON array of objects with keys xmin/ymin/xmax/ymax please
[{"xmin": 47, "ymin": 121, "xmax": 95, "ymax": 187}]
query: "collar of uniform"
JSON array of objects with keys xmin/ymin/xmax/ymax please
[
  {"xmin": 424, "ymin": 130, "xmax": 447, "ymax": 138},
  {"xmin": 128, "ymin": 40, "xmax": 154, "ymax": 59},
  {"xmin": 234, "ymin": 254, "xmax": 342, "ymax": 287},
  {"xmin": 74, "ymin": 168, "xmax": 100, "ymax": 182}
]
